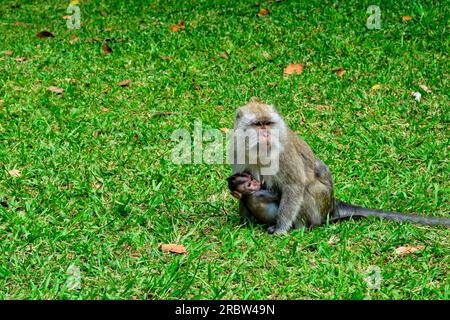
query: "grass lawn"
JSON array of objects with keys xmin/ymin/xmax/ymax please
[{"xmin": 0, "ymin": 0, "xmax": 449, "ymax": 299}]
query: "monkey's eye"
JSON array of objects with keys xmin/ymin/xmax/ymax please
[
  {"xmin": 247, "ymin": 182, "xmax": 251, "ymax": 187},
  {"xmin": 254, "ymin": 121, "xmax": 274, "ymax": 127}
]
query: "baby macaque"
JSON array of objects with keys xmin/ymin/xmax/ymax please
[{"xmin": 227, "ymin": 172, "xmax": 279, "ymax": 225}]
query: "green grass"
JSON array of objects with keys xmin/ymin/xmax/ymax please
[{"xmin": 0, "ymin": 0, "xmax": 449, "ymax": 299}]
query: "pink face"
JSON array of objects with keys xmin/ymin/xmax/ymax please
[{"xmin": 238, "ymin": 178, "xmax": 261, "ymax": 193}]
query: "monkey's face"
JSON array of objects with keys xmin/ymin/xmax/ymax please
[
  {"xmin": 233, "ymin": 100, "xmax": 284, "ymax": 166},
  {"xmin": 237, "ymin": 178, "xmax": 261, "ymax": 194}
]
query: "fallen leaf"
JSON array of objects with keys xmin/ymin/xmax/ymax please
[
  {"xmin": 336, "ymin": 68, "xmax": 346, "ymax": 77},
  {"xmin": 160, "ymin": 56, "xmax": 170, "ymax": 61},
  {"xmin": 69, "ymin": 37, "xmax": 79, "ymax": 44},
  {"xmin": 159, "ymin": 243, "xmax": 186, "ymax": 254},
  {"xmin": 47, "ymin": 86, "xmax": 64, "ymax": 94},
  {"xmin": 333, "ymin": 127, "xmax": 343, "ymax": 136},
  {"xmin": 35, "ymin": 45, "xmax": 41, "ymax": 49},
  {"xmin": 102, "ymin": 41, "xmax": 112, "ymax": 54},
  {"xmin": 257, "ymin": 8, "xmax": 270, "ymax": 16},
  {"xmin": 170, "ymin": 20, "xmax": 185, "ymax": 32},
  {"xmin": 0, "ymin": 99, "xmax": 3, "ymax": 106},
  {"xmin": 14, "ymin": 22, "xmax": 26, "ymax": 27},
  {"xmin": 117, "ymin": 79, "xmax": 131, "ymax": 87},
  {"xmin": 104, "ymin": 27, "xmax": 112, "ymax": 32},
  {"xmin": 102, "ymin": 107, "xmax": 109, "ymax": 112},
  {"xmin": 14, "ymin": 57, "xmax": 26, "ymax": 62},
  {"xmin": 92, "ymin": 130, "xmax": 99, "ymax": 138},
  {"xmin": 36, "ymin": 31, "xmax": 54, "ymax": 38},
  {"xmin": 402, "ymin": 16, "xmax": 412, "ymax": 22},
  {"xmin": 101, "ymin": 11, "xmax": 109, "ymax": 17},
  {"xmin": 419, "ymin": 84, "xmax": 431, "ymax": 93},
  {"xmin": 4, "ymin": 51, "xmax": 13, "ymax": 56},
  {"xmin": 219, "ymin": 128, "xmax": 229, "ymax": 133},
  {"xmin": 283, "ymin": 63, "xmax": 305, "ymax": 76},
  {"xmin": 62, "ymin": 15, "xmax": 71, "ymax": 20},
  {"xmin": 219, "ymin": 51, "xmax": 229, "ymax": 59},
  {"xmin": 8, "ymin": 169, "xmax": 21, "ymax": 177},
  {"xmin": 395, "ymin": 245, "xmax": 424, "ymax": 255},
  {"xmin": 371, "ymin": 84, "xmax": 381, "ymax": 91}
]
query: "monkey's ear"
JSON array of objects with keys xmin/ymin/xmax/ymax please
[
  {"xmin": 231, "ymin": 191, "xmax": 242, "ymax": 199},
  {"xmin": 236, "ymin": 108, "xmax": 243, "ymax": 119}
]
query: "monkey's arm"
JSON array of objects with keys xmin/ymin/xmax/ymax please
[{"xmin": 253, "ymin": 189, "xmax": 279, "ymax": 202}]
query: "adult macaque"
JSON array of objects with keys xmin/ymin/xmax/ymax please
[{"xmin": 229, "ymin": 98, "xmax": 450, "ymax": 233}]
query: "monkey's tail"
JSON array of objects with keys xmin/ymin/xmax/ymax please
[{"xmin": 332, "ymin": 200, "xmax": 450, "ymax": 227}]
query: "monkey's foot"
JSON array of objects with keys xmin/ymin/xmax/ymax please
[{"xmin": 267, "ymin": 225, "xmax": 289, "ymax": 235}]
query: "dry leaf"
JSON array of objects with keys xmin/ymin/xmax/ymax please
[
  {"xmin": 62, "ymin": 15, "xmax": 71, "ymax": 20},
  {"xmin": 219, "ymin": 128, "xmax": 229, "ymax": 133},
  {"xmin": 219, "ymin": 51, "xmax": 229, "ymax": 59},
  {"xmin": 14, "ymin": 22, "xmax": 26, "ymax": 27},
  {"xmin": 0, "ymin": 99, "xmax": 4, "ymax": 106},
  {"xmin": 8, "ymin": 169, "xmax": 21, "ymax": 177},
  {"xmin": 14, "ymin": 57, "xmax": 26, "ymax": 62},
  {"xmin": 117, "ymin": 79, "xmax": 131, "ymax": 87},
  {"xmin": 257, "ymin": 8, "xmax": 270, "ymax": 16},
  {"xmin": 69, "ymin": 37, "xmax": 79, "ymax": 44},
  {"xmin": 102, "ymin": 41, "xmax": 112, "ymax": 55},
  {"xmin": 92, "ymin": 130, "xmax": 99, "ymax": 138},
  {"xmin": 102, "ymin": 107, "xmax": 109, "ymax": 112},
  {"xmin": 283, "ymin": 63, "xmax": 305, "ymax": 76},
  {"xmin": 4, "ymin": 51, "xmax": 13, "ymax": 56},
  {"xmin": 36, "ymin": 31, "xmax": 54, "ymax": 38},
  {"xmin": 419, "ymin": 84, "xmax": 431, "ymax": 93},
  {"xmin": 336, "ymin": 68, "xmax": 346, "ymax": 77},
  {"xmin": 371, "ymin": 84, "xmax": 381, "ymax": 91},
  {"xmin": 160, "ymin": 56, "xmax": 170, "ymax": 61},
  {"xmin": 402, "ymin": 16, "xmax": 412, "ymax": 22},
  {"xmin": 159, "ymin": 243, "xmax": 186, "ymax": 254},
  {"xmin": 47, "ymin": 86, "xmax": 64, "ymax": 94},
  {"xmin": 395, "ymin": 245, "xmax": 424, "ymax": 255},
  {"xmin": 104, "ymin": 28, "xmax": 112, "ymax": 32},
  {"xmin": 85, "ymin": 37, "xmax": 92, "ymax": 43},
  {"xmin": 170, "ymin": 20, "xmax": 185, "ymax": 32},
  {"xmin": 36, "ymin": 45, "xmax": 41, "ymax": 49}
]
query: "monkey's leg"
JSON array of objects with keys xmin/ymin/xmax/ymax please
[
  {"xmin": 238, "ymin": 201, "xmax": 253, "ymax": 224},
  {"xmin": 268, "ymin": 188, "xmax": 303, "ymax": 234},
  {"xmin": 305, "ymin": 181, "xmax": 333, "ymax": 226}
]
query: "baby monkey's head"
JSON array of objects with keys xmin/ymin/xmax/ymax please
[{"xmin": 227, "ymin": 172, "xmax": 261, "ymax": 199}]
